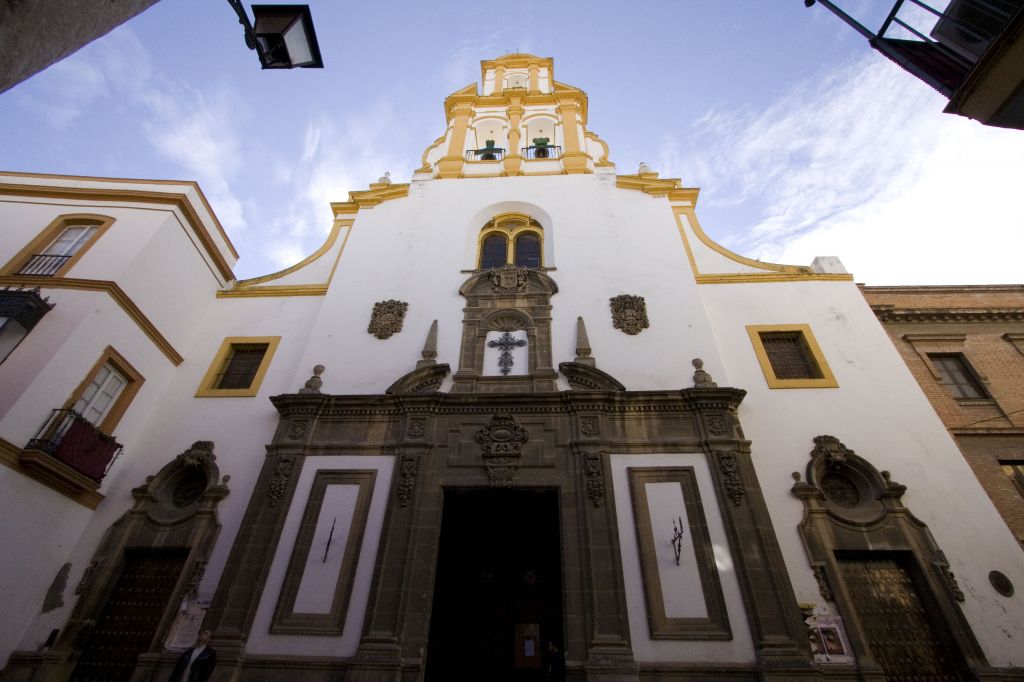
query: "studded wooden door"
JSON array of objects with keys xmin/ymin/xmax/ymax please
[
  {"xmin": 838, "ymin": 556, "xmax": 966, "ymax": 681},
  {"xmin": 70, "ymin": 548, "xmax": 188, "ymax": 682}
]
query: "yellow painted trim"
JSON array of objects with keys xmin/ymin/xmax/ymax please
[
  {"xmin": 419, "ymin": 133, "xmax": 447, "ymax": 172},
  {"xmin": 746, "ymin": 324, "xmax": 838, "ymax": 389},
  {"xmin": 0, "ymin": 436, "xmax": 104, "ymax": 509},
  {"xmin": 0, "ymin": 181, "xmax": 237, "ymax": 280},
  {"xmin": 584, "ymin": 131, "xmax": 613, "ymax": 167},
  {"xmin": 218, "ymin": 219, "xmax": 354, "ymax": 298},
  {"xmin": 348, "ymin": 183, "xmax": 410, "ymax": 208},
  {"xmin": 195, "ymin": 336, "xmax": 281, "ymax": 397},
  {"xmin": 1, "ymin": 213, "xmax": 114, "ymax": 277},
  {"xmin": 217, "ymin": 284, "xmax": 328, "ymax": 298},
  {"xmin": 0, "ymin": 275, "xmax": 183, "ymax": 364},
  {"xmin": 672, "ymin": 207, "xmax": 853, "ymax": 284},
  {"xmin": 696, "ymin": 273, "xmax": 854, "ymax": 284},
  {"xmin": 232, "ymin": 220, "xmax": 347, "ymax": 287},
  {"xmin": 0, "ymin": 171, "xmax": 239, "ymax": 259},
  {"xmin": 617, "ymin": 173, "xmax": 697, "ymax": 201}
]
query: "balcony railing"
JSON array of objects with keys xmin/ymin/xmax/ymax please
[
  {"xmin": 522, "ymin": 145, "xmax": 562, "ymax": 160},
  {"xmin": 810, "ymin": 0, "xmax": 1022, "ymax": 98},
  {"xmin": 466, "ymin": 147, "xmax": 506, "ymax": 161},
  {"xmin": 17, "ymin": 254, "xmax": 71, "ymax": 276},
  {"xmin": 26, "ymin": 409, "xmax": 123, "ymax": 482}
]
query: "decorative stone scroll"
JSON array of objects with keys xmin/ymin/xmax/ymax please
[
  {"xmin": 584, "ymin": 452, "xmax": 604, "ymax": 507},
  {"xmin": 715, "ymin": 451, "xmax": 745, "ymax": 506},
  {"xmin": 368, "ymin": 300, "xmax": 409, "ymax": 340},
  {"xmin": 475, "ymin": 414, "xmax": 529, "ymax": 487},
  {"xmin": 609, "ymin": 294, "xmax": 649, "ymax": 335},
  {"xmin": 396, "ymin": 454, "xmax": 419, "ymax": 507},
  {"xmin": 267, "ymin": 456, "xmax": 295, "ymax": 507}
]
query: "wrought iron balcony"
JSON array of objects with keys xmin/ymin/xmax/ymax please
[
  {"xmin": 522, "ymin": 145, "xmax": 562, "ymax": 160},
  {"xmin": 26, "ymin": 409, "xmax": 122, "ymax": 482},
  {"xmin": 17, "ymin": 254, "xmax": 71, "ymax": 276},
  {"xmin": 805, "ymin": 0, "xmax": 1024, "ymax": 128},
  {"xmin": 466, "ymin": 147, "xmax": 506, "ymax": 161}
]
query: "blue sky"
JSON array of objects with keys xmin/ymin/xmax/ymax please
[{"xmin": 1, "ymin": 0, "xmax": 1022, "ymax": 284}]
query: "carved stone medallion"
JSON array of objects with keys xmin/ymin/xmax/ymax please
[
  {"xmin": 580, "ymin": 416, "xmax": 599, "ymax": 437},
  {"xmin": 489, "ymin": 264, "xmax": 529, "ymax": 293},
  {"xmin": 475, "ymin": 414, "xmax": 529, "ymax": 487},
  {"xmin": 368, "ymin": 300, "xmax": 409, "ymax": 340},
  {"xmin": 609, "ymin": 294, "xmax": 649, "ymax": 335}
]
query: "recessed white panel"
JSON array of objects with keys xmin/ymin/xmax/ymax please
[
  {"xmin": 645, "ymin": 481, "xmax": 707, "ymax": 618},
  {"xmin": 293, "ymin": 484, "xmax": 359, "ymax": 613}
]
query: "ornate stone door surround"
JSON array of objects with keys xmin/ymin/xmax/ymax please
[
  {"xmin": 792, "ymin": 435, "xmax": 988, "ymax": 679},
  {"xmin": 201, "ymin": 383, "xmax": 814, "ymax": 681},
  {"xmin": 3, "ymin": 442, "xmax": 230, "ymax": 681}
]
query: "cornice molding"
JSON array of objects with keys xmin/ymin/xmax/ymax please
[
  {"xmin": 0, "ymin": 276, "xmax": 183, "ymax": 365},
  {"xmin": 616, "ymin": 173, "xmax": 699, "ymax": 202},
  {"xmin": 871, "ymin": 305, "xmax": 1024, "ymax": 323},
  {"xmin": 0, "ymin": 179, "xmax": 236, "ymax": 280}
]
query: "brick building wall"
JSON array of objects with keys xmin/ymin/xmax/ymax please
[{"xmin": 862, "ymin": 285, "xmax": 1024, "ymax": 547}]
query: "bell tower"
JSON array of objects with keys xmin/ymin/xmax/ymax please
[{"xmin": 418, "ymin": 54, "xmax": 612, "ymax": 179}]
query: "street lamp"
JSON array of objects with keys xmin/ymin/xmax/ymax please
[{"xmin": 227, "ymin": 1, "xmax": 324, "ymax": 69}]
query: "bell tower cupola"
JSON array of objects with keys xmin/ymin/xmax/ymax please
[{"xmin": 416, "ymin": 54, "xmax": 613, "ymax": 180}]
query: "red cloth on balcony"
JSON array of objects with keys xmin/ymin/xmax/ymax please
[{"xmin": 53, "ymin": 417, "xmax": 119, "ymax": 481}]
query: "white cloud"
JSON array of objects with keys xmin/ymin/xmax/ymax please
[{"xmin": 661, "ymin": 54, "xmax": 1024, "ymax": 285}]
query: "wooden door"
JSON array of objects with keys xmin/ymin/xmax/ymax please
[
  {"xmin": 70, "ymin": 548, "xmax": 187, "ymax": 682},
  {"xmin": 838, "ymin": 555, "xmax": 967, "ymax": 681}
]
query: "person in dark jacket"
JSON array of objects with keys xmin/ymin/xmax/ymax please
[{"xmin": 169, "ymin": 629, "xmax": 216, "ymax": 682}]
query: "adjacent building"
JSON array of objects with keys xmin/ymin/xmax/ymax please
[
  {"xmin": 2, "ymin": 55, "xmax": 1024, "ymax": 681},
  {"xmin": 864, "ymin": 284, "xmax": 1024, "ymax": 548}
]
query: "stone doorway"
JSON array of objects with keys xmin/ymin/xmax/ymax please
[
  {"xmin": 68, "ymin": 547, "xmax": 189, "ymax": 682},
  {"xmin": 425, "ymin": 488, "xmax": 564, "ymax": 682},
  {"xmin": 837, "ymin": 553, "xmax": 970, "ymax": 681}
]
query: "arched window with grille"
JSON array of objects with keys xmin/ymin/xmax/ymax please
[
  {"xmin": 479, "ymin": 233, "xmax": 509, "ymax": 269},
  {"xmin": 514, "ymin": 233, "xmax": 541, "ymax": 268},
  {"xmin": 476, "ymin": 213, "xmax": 544, "ymax": 270}
]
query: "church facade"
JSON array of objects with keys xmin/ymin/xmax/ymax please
[{"xmin": 2, "ymin": 54, "xmax": 1024, "ymax": 681}]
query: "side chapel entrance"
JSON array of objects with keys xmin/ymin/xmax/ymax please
[
  {"xmin": 69, "ymin": 548, "xmax": 188, "ymax": 682},
  {"xmin": 425, "ymin": 488, "xmax": 564, "ymax": 682}
]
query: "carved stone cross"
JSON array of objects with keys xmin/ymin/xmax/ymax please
[{"xmin": 487, "ymin": 331, "xmax": 527, "ymax": 375}]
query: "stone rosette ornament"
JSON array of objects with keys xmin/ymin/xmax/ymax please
[
  {"xmin": 609, "ymin": 294, "xmax": 649, "ymax": 335},
  {"xmin": 368, "ymin": 300, "xmax": 409, "ymax": 340}
]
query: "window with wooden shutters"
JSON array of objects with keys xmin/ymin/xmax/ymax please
[
  {"xmin": 196, "ymin": 336, "xmax": 281, "ymax": 397},
  {"xmin": 216, "ymin": 344, "xmax": 269, "ymax": 389},
  {"xmin": 761, "ymin": 331, "xmax": 821, "ymax": 380},
  {"xmin": 746, "ymin": 324, "xmax": 838, "ymax": 389},
  {"xmin": 1001, "ymin": 461, "xmax": 1024, "ymax": 499},
  {"xmin": 928, "ymin": 353, "xmax": 988, "ymax": 399}
]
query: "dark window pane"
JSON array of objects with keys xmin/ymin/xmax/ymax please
[
  {"xmin": 514, "ymin": 233, "xmax": 541, "ymax": 268},
  {"xmin": 217, "ymin": 344, "xmax": 268, "ymax": 389},
  {"xmin": 928, "ymin": 354, "xmax": 986, "ymax": 399},
  {"xmin": 760, "ymin": 332, "xmax": 821, "ymax": 379},
  {"xmin": 480, "ymin": 234, "xmax": 507, "ymax": 269},
  {"xmin": 1001, "ymin": 461, "xmax": 1024, "ymax": 499}
]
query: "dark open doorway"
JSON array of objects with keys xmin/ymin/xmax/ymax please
[{"xmin": 425, "ymin": 488, "xmax": 564, "ymax": 682}]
